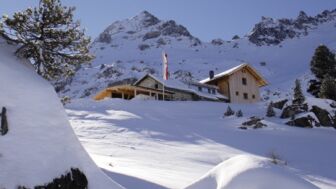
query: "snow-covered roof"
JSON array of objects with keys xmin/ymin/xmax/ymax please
[
  {"xmin": 200, "ymin": 63, "xmax": 268, "ymax": 87},
  {"xmin": 134, "ymin": 74, "xmax": 228, "ymax": 100},
  {"xmin": 185, "ymin": 81, "xmax": 219, "ymax": 89}
]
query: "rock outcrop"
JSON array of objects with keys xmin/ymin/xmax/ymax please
[
  {"xmin": 286, "ymin": 115, "xmax": 316, "ymax": 128},
  {"xmin": 311, "ymin": 105, "xmax": 333, "ymax": 126},
  {"xmin": 249, "ymin": 9, "xmax": 336, "ymax": 45}
]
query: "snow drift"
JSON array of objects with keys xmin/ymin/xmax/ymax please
[
  {"xmin": 184, "ymin": 155, "xmax": 318, "ymax": 189},
  {"xmin": 0, "ymin": 39, "xmax": 123, "ymax": 188}
]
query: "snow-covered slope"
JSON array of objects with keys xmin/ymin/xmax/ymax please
[
  {"xmin": 0, "ymin": 39, "xmax": 124, "ymax": 188},
  {"xmin": 185, "ymin": 155, "xmax": 318, "ymax": 189},
  {"xmin": 67, "ymin": 99, "xmax": 336, "ymax": 189},
  {"xmin": 60, "ymin": 9, "xmax": 336, "ymax": 100}
]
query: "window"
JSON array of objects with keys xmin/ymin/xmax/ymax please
[
  {"xmin": 154, "ymin": 84, "xmax": 159, "ymax": 89},
  {"xmin": 212, "ymin": 89, "xmax": 216, "ymax": 94},
  {"xmin": 252, "ymin": 94, "xmax": 256, "ymax": 99},
  {"xmin": 208, "ymin": 88, "xmax": 211, "ymax": 94},
  {"xmin": 243, "ymin": 93, "xmax": 248, "ymax": 99},
  {"xmin": 242, "ymin": 78, "xmax": 247, "ymax": 85},
  {"xmin": 236, "ymin": 91, "xmax": 239, "ymax": 96},
  {"xmin": 198, "ymin": 86, "xmax": 202, "ymax": 92}
]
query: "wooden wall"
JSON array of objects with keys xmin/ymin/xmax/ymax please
[
  {"xmin": 94, "ymin": 89, "xmax": 111, "ymax": 100},
  {"xmin": 217, "ymin": 79, "xmax": 230, "ymax": 99},
  {"xmin": 136, "ymin": 77, "xmax": 194, "ymax": 101},
  {"xmin": 137, "ymin": 77, "xmax": 163, "ymax": 89},
  {"xmin": 228, "ymin": 68, "xmax": 260, "ymax": 103}
]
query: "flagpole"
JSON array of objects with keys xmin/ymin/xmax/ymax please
[
  {"xmin": 163, "ymin": 81, "xmax": 165, "ymax": 101},
  {"xmin": 162, "ymin": 50, "xmax": 168, "ymax": 101}
]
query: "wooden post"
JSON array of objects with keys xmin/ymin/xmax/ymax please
[
  {"xmin": 134, "ymin": 89, "xmax": 137, "ymax": 96},
  {"xmin": 122, "ymin": 92, "xmax": 125, "ymax": 99},
  {"xmin": 163, "ymin": 82, "xmax": 165, "ymax": 101},
  {"xmin": 1, "ymin": 107, "xmax": 8, "ymax": 135}
]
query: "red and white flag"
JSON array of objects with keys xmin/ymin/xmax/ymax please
[{"xmin": 162, "ymin": 51, "xmax": 169, "ymax": 80}]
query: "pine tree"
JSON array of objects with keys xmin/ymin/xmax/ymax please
[
  {"xmin": 310, "ymin": 45, "xmax": 336, "ymax": 80},
  {"xmin": 0, "ymin": 0, "xmax": 93, "ymax": 80},
  {"xmin": 293, "ymin": 79, "xmax": 305, "ymax": 105},
  {"xmin": 266, "ymin": 102, "xmax": 275, "ymax": 117},
  {"xmin": 236, "ymin": 110, "xmax": 243, "ymax": 117},
  {"xmin": 224, "ymin": 106, "xmax": 235, "ymax": 116},
  {"xmin": 319, "ymin": 76, "xmax": 336, "ymax": 101}
]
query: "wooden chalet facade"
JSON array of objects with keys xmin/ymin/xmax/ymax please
[
  {"xmin": 200, "ymin": 63, "xmax": 268, "ymax": 103},
  {"xmin": 94, "ymin": 64, "xmax": 267, "ymax": 103},
  {"xmin": 94, "ymin": 74, "xmax": 227, "ymax": 101},
  {"xmin": 94, "ymin": 84, "xmax": 174, "ymax": 101}
]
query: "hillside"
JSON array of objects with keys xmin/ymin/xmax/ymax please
[
  {"xmin": 59, "ymin": 9, "xmax": 336, "ymax": 100},
  {"xmin": 0, "ymin": 39, "xmax": 124, "ymax": 188},
  {"xmin": 67, "ymin": 99, "xmax": 336, "ymax": 189},
  {"xmin": 60, "ymin": 9, "xmax": 336, "ymax": 189}
]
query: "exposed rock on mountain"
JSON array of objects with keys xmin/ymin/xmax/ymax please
[
  {"xmin": 94, "ymin": 11, "xmax": 200, "ymax": 46},
  {"xmin": 59, "ymin": 10, "xmax": 336, "ymax": 100},
  {"xmin": 249, "ymin": 9, "xmax": 336, "ymax": 45}
]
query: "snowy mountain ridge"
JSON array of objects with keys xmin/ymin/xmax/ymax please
[
  {"xmin": 249, "ymin": 9, "xmax": 336, "ymax": 45},
  {"xmin": 60, "ymin": 9, "xmax": 336, "ymax": 100}
]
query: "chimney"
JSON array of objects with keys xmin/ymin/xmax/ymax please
[{"xmin": 209, "ymin": 70, "xmax": 215, "ymax": 80}]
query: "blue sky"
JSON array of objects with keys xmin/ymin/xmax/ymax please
[{"xmin": 0, "ymin": 0, "xmax": 335, "ymax": 41}]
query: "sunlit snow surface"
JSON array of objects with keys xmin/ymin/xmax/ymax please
[
  {"xmin": 67, "ymin": 99, "xmax": 336, "ymax": 189},
  {"xmin": 0, "ymin": 39, "xmax": 123, "ymax": 189}
]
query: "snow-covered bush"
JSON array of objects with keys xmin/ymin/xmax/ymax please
[
  {"xmin": 268, "ymin": 151, "xmax": 287, "ymax": 165},
  {"xmin": 266, "ymin": 103, "xmax": 276, "ymax": 117}
]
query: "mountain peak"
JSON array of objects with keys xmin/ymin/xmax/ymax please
[
  {"xmin": 94, "ymin": 10, "xmax": 202, "ymax": 46},
  {"xmin": 138, "ymin": 10, "xmax": 155, "ymax": 18},
  {"xmin": 297, "ymin": 11, "xmax": 309, "ymax": 20},
  {"xmin": 133, "ymin": 10, "xmax": 160, "ymax": 27}
]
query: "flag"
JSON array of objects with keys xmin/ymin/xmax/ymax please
[{"xmin": 162, "ymin": 51, "xmax": 169, "ymax": 80}]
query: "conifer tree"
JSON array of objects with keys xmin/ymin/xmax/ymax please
[
  {"xmin": 319, "ymin": 76, "xmax": 336, "ymax": 101},
  {"xmin": 266, "ymin": 102, "xmax": 275, "ymax": 117},
  {"xmin": 293, "ymin": 79, "xmax": 305, "ymax": 105},
  {"xmin": 0, "ymin": 0, "xmax": 93, "ymax": 80},
  {"xmin": 310, "ymin": 45, "xmax": 336, "ymax": 80},
  {"xmin": 236, "ymin": 110, "xmax": 243, "ymax": 117},
  {"xmin": 224, "ymin": 106, "xmax": 235, "ymax": 116}
]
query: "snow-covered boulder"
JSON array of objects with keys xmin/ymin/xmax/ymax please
[
  {"xmin": 0, "ymin": 39, "xmax": 124, "ymax": 188},
  {"xmin": 184, "ymin": 155, "xmax": 318, "ymax": 189}
]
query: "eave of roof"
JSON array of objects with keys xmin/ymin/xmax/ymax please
[
  {"xmin": 134, "ymin": 74, "xmax": 228, "ymax": 100},
  {"xmin": 200, "ymin": 63, "xmax": 268, "ymax": 87}
]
